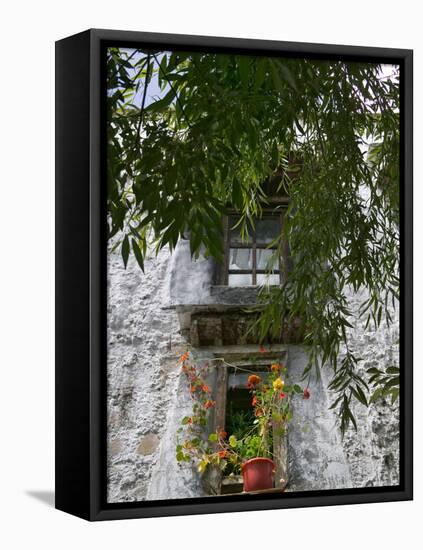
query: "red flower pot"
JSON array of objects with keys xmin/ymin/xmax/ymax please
[{"xmin": 241, "ymin": 458, "xmax": 275, "ymax": 492}]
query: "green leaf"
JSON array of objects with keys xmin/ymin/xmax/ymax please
[
  {"xmin": 279, "ymin": 63, "xmax": 297, "ymax": 91},
  {"xmin": 271, "ymin": 141, "xmax": 279, "ymax": 166},
  {"xmin": 386, "ymin": 366, "xmax": 399, "ymax": 375},
  {"xmin": 377, "ymin": 305, "xmax": 382, "ymax": 327},
  {"xmin": 390, "ymin": 388, "xmax": 400, "ymax": 404},
  {"xmin": 269, "ymin": 60, "xmax": 284, "ymax": 92},
  {"xmin": 121, "ymin": 235, "xmax": 130, "ymax": 268},
  {"xmin": 144, "ymin": 87, "xmax": 177, "ymax": 113},
  {"xmin": 254, "ymin": 59, "xmax": 267, "ymax": 90},
  {"xmin": 367, "ymin": 367, "xmax": 382, "ymax": 375},
  {"xmin": 347, "ymin": 407, "xmax": 357, "ymax": 431},
  {"xmin": 229, "ymin": 435, "xmax": 237, "ymax": 448},
  {"xmin": 238, "ymin": 56, "xmax": 251, "ymax": 89},
  {"xmin": 370, "ymin": 387, "xmax": 383, "ymax": 404},
  {"xmin": 131, "ymin": 238, "xmax": 145, "ymax": 272},
  {"xmin": 384, "ymin": 376, "xmax": 400, "ymax": 390},
  {"xmin": 351, "ymin": 384, "xmax": 368, "ymax": 407},
  {"xmin": 208, "ymin": 433, "xmax": 218, "ymax": 442},
  {"xmin": 219, "ymin": 459, "xmax": 228, "ymax": 471}
]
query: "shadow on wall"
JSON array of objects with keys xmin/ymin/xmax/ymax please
[{"xmin": 25, "ymin": 490, "xmax": 55, "ymax": 508}]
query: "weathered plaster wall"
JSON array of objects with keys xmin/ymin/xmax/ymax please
[
  {"xmin": 107, "ymin": 242, "xmax": 399, "ymax": 502},
  {"xmin": 147, "ymin": 353, "xmax": 217, "ymax": 500},
  {"xmin": 287, "ymin": 346, "xmax": 353, "ymax": 491},
  {"xmin": 331, "ymin": 288, "xmax": 400, "ymax": 488},
  {"xmin": 107, "ymin": 245, "xmax": 186, "ymax": 503}
]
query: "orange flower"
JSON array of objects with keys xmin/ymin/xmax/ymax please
[
  {"xmin": 251, "ymin": 396, "xmax": 258, "ymax": 406},
  {"xmin": 255, "ymin": 408, "xmax": 264, "ymax": 417},
  {"xmin": 204, "ymin": 400, "xmax": 215, "ymax": 409},
  {"xmin": 271, "ymin": 363, "xmax": 282, "ymax": 373},
  {"xmin": 219, "ymin": 430, "xmax": 227, "ymax": 439},
  {"xmin": 190, "ymin": 385, "xmax": 197, "ymax": 393},
  {"xmin": 247, "ymin": 374, "xmax": 261, "ymax": 388},
  {"xmin": 201, "ymin": 384, "xmax": 211, "ymax": 393},
  {"xmin": 179, "ymin": 351, "xmax": 189, "ymax": 363},
  {"xmin": 218, "ymin": 450, "xmax": 228, "ymax": 458}
]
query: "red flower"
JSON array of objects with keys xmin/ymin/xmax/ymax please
[
  {"xmin": 303, "ymin": 388, "xmax": 311, "ymax": 400},
  {"xmin": 247, "ymin": 374, "xmax": 261, "ymax": 388},
  {"xmin": 218, "ymin": 450, "xmax": 228, "ymax": 458},
  {"xmin": 279, "ymin": 392, "xmax": 287, "ymax": 399},
  {"xmin": 201, "ymin": 384, "xmax": 211, "ymax": 393},
  {"xmin": 255, "ymin": 408, "xmax": 264, "ymax": 417},
  {"xmin": 187, "ymin": 417, "xmax": 193, "ymax": 424},
  {"xmin": 259, "ymin": 345, "xmax": 266, "ymax": 353},
  {"xmin": 251, "ymin": 396, "xmax": 258, "ymax": 406},
  {"xmin": 204, "ymin": 400, "xmax": 215, "ymax": 409},
  {"xmin": 219, "ymin": 430, "xmax": 227, "ymax": 439}
]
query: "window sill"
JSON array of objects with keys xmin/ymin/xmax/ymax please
[
  {"xmin": 219, "ymin": 476, "xmax": 288, "ymax": 496},
  {"xmin": 212, "ymin": 284, "xmax": 280, "ymax": 289}
]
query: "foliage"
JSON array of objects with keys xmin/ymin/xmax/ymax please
[
  {"xmin": 367, "ymin": 365, "xmax": 400, "ymax": 405},
  {"xmin": 107, "ymin": 48, "xmax": 400, "ymax": 435},
  {"xmin": 176, "ymin": 352, "xmax": 307, "ymax": 476}
]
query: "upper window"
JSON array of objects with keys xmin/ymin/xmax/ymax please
[{"xmin": 220, "ymin": 212, "xmax": 287, "ymax": 286}]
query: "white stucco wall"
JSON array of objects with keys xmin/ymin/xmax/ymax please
[
  {"xmin": 107, "ymin": 244, "xmax": 399, "ymax": 503},
  {"xmin": 107, "ymin": 245, "xmax": 185, "ymax": 503},
  {"xmin": 331, "ymin": 288, "xmax": 400, "ymax": 488}
]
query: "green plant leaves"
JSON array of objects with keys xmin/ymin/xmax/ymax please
[
  {"xmin": 121, "ymin": 235, "xmax": 130, "ymax": 268},
  {"xmin": 367, "ymin": 365, "xmax": 400, "ymax": 405},
  {"xmin": 107, "ymin": 48, "xmax": 400, "ymax": 435},
  {"xmin": 131, "ymin": 238, "xmax": 145, "ymax": 272}
]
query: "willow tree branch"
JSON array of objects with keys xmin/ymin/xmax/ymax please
[
  {"xmin": 152, "ymin": 53, "xmax": 193, "ymax": 129},
  {"xmin": 109, "ymin": 48, "xmax": 143, "ymax": 83},
  {"xmin": 135, "ymin": 53, "xmax": 152, "ymax": 149}
]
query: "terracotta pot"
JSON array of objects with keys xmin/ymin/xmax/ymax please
[{"xmin": 241, "ymin": 457, "xmax": 275, "ymax": 492}]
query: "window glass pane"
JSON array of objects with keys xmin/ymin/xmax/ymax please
[
  {"xmin": 229, "ymin": 248, "xmax": 253, "ymax": 270},
  {"xmin": 228, "ymin": 273, "xmax": 253, "ymax": 286},
  {"xmin": 256, "ymin": 218, "xmax": 280, "ymax": 244},
  {"xmin": 257, "ymin": 249, "xmax": 279, "ymax": 270},
  {"xmin": 256, "ymin": 273, "xmax": 281, "ymax": 286},
  {"xmin": 229, "ymin": 216, "xmax": 252, "ymax": 244}
]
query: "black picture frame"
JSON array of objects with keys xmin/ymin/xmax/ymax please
[{"xmin": 55, "ymin": 28, "xmax": 413, "ymax": 521}]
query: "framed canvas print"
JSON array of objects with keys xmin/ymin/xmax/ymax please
[{"xmin": 55, "ymin": 29, "xmax": 413, "ymax": 521}]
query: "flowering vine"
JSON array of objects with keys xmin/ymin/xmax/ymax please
[{"xmin": 176, "ymin": 350, "xmax": 311, "ymax": 476}]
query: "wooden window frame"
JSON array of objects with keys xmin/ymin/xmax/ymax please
[
  {"xmin": 209, "ymin": 357, "xmax": 288, "ymax": 495},
  {"xmin": 219, "ymin": 208, "xmax": 290, "ymax": 286}
]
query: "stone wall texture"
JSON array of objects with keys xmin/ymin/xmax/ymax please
[{"xmin": 107, "ymin": 245, "xmax": 399, "ymax": 503}]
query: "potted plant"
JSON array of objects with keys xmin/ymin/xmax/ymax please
[{"xmin": 176, "ymin": 351, "xmax": 310, "ymax": 493}]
